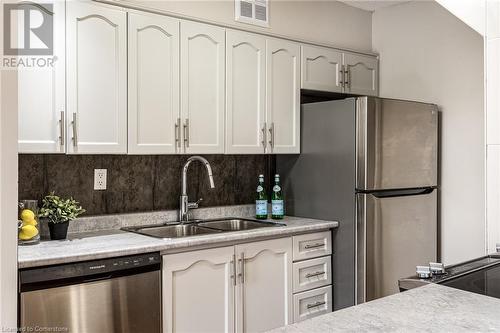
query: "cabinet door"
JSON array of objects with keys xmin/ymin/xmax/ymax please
[
  {"xmin": 66, "ymin": 2, "xmax": 127, "ymax": 154},
  {"xmin": 226, "ymin": 30, "xmax": 266, "ymax": 154},
  {"xmin": 128, "ymin": 13, "xmax": 180, "ymax": 154},
  {"xmin": 300, "ymin": 45, "xmax": 342, "ymax": 93},
  {"xmin": 180, "ymin": 21, "xmax": 225, "ymax": 154},
  {"xmin": 235, "ymin": 237, "xmax": 293, "ymax": 332},
  {"xmin": 266, "ymin": 39, "xmax": 300, "ymax": 154},
  {"xmin": 163, "ymin": 247, "xmax": 235, "ymax": 333},
  {"xmin": 18, "ymin": 1, "xmax": 65, "ymax": 153},
  {"xmin": 343, "ymin": 53, "xmax": 378, "ymax": 96}
]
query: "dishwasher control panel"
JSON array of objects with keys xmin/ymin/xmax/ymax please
[{"xmin": 20, "ymin": 252, "xmax": 161, "ymax": 286}]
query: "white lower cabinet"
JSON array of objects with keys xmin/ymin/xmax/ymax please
[
  {"xmin": 293, "ymin": 256, "xmax": 332, "ymax": 293},
  {"xmin": 293, "ymin": 286, "xmax": 333, "ymax": 322},
  {"xmin": 162, "ymin": 246, "xmax": 235, "ymax": 333},
  {"xmin": 291, "ymin": 231, "xmax": 333, "ymax": 322},
  {"xmin": 235, "ymin": 238, "xmax": 293, "ymax": 332},
  {"xmin": 162, "ymin": 237, "xmax": 293, "ymax": 333}
]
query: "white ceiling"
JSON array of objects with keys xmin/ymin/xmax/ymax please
[{"xmin": 338, "ymin": 0, "xmax": 410, "ymax": 12}]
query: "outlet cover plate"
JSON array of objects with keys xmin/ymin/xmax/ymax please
[{"xmin": 94, "ymin": 169, "xmax": 107, "ymax": 190}]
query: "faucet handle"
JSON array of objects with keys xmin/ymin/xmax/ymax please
[{"xmin": 188, "ymin": 198, "xmax": 203, "ymax": 209}]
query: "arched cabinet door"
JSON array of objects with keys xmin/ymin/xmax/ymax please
[
  {"xmin": 343, "ymin": 53, "xmax": 378, "ymax": 96},
  {"xmin": 301, "ymin": 45, "xmax": 343, "ymax": 93},
  {"xmin": 180, "ymin": 20, "xmax": 225, "ymax": 154},
  {"xmin": 66, "ymin": 2, "xmax": 127, "ymax": 154},
  {"xmin": 18, "ymin": 1, "xmax": 65, "ymax": 153},
  {"xmin": 235, "ymin": 237, "xmax": 293, "ymax": 332},
  {"xmin": 162, "ymin": 246, "xmax": 235, "ymax": 333},
  {"xmin": 226, "ymin": 30, "xmax": 266, "ymax": 154},
  {"xmin": 128, "ymin": 13, "xmax": 180, "ymax": 154},
  {"xmin": 266, "ymin": 38, "xmax": 301, "ymax": 154}
]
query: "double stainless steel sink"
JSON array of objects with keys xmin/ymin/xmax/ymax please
[{"xmin": 122, "ymin": 218, "xmax": 286, "ymax": 239}]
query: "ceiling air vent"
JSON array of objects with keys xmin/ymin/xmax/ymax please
[{"xmin": 235, "ymin": 0, "xmax": 269, "ymax": 27}]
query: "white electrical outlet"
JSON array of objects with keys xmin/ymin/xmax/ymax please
[{"xmin": 94, "ymin": 169, "xmax": 107, "ymax": 190}]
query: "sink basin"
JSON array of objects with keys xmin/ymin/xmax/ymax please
[
  {"xmin": 197, "ymin": 218, "xmax": 285, "ymax": 231},
  {"xmin": 123, "ymin": 218, "xmax": 285, "ymax": 239},
  {"xmin": 124, "ymin": 224, "xmax": 220, "ymax": 239}
]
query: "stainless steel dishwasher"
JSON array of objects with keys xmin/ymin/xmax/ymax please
[{"xmin": 19, "ymin": 252, "xmax": 161, "ymax": 333}]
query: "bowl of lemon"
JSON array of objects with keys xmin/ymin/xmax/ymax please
[{"xmin": 18, "ymin": 201, "xmax": 40, "ymax": 245}]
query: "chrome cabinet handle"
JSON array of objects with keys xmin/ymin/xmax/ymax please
[
  {"xmin": 238, "ymin": 252, "xmax": 245, "ymax": 284},
  {"xmin": 306, "ymin": 301, "xmax": 326, "ymax": 309},
  {"xmin": 344, "ymin": 65, "xmax": 350, "ymax": 89},
  {"xmin": 183, "ymin": 119, "xmax": 189, "ymax": 148},
  {"xmin": 339, "ymin": 69, "xmax": 344, "ymax": 87},
  {"xmin": 268, "ymin": 122, "xmax": 275, "ymax": 149},
  {"xmin": 231, "ymin": 254, "xmax": 236, "ymax": 286},
  {"xmin": 304, "ymin": 243, "xmax": 324, "ymax": 249},
  {"xmin": 261, "ymin": 122, "xmax": 267, "ymax": 149},
  {"xmin": 305, "ymin": 271, "xmax": 326, "ymax": 278},
  {"xmin": 175, "ymin": 118, "xmax": 181, "ymax": 148},
  {"xmin": 72, "ymin": 112, "xmax": 78, "ymax": 147},
  {"xmin": 59, "ymin": 111, "xmax": 65, "ymax": 146}
]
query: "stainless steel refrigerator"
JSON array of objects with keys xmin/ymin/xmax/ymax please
[{"xmin": 277, "ymin": 97, "xmax": 438, "ymax": 310}]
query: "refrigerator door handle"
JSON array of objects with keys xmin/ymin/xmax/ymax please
[{"xmin": 369, "ymin": 187, "xmax": 436, "ymax": 199}]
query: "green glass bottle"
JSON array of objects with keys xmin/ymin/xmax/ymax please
[
  {"xmin": 255, "ymin": 174, "xmax": 268, "ymax": 219},
  {"xmin": 271, "ymin": 174, "xmax": 284, "ymax": 219}
]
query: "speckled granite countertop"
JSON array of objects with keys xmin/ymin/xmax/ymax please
[
  {"xmin": 268, "ymin": 284, "xmax": 500, "ymax": 333},
  {"xmin": 18, "ymin": 216, "xmax": 337, "ymax": 268}
]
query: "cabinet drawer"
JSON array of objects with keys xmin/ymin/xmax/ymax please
[
  {"xmin": 293, "ymin": 286, "xmax": 332, "ymax": 322},
  {"xmin": 293, "ymin": 231, "xmax": 332, "ymax": 261},
  {"xmin": 293, "ymin": 256, "xmax": 331, "ymax": 293}
]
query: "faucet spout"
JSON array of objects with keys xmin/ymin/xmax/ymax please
[{"xmin": 180, "ymin": 156, "xmax": 215, "ymax": 222}]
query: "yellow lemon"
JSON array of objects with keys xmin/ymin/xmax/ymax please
[
  {"xmin": 19, "ymin": 225, "xmax": 38, "ymax": 240},
  {"xmin": 22, "ymin": 218, "xmax": 38, "ymax": 226},
  {"xmin": 21, "ymin": 209, "xmax": 35, "ymax": 222}
]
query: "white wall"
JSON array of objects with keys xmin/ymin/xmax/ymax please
[
  {"xmin": 435, "ymin": 0, "xmax": 486, "ymax": 36},
  {"xmin": 0, "ymin": 1, "xmax": 18, "ymax": 328},
  {"xmin": 372, "ymin": 1, "xmax": 485, "ymax": 265},
  {"xmin": 0, "ymin": 70, "xmax": 18, "ymax": 332},
  {"xmin": 119, "ymin": 0, "xmax": 373, "ymax": 52},
  {"xmin": 486, "ymin": 0, "xmax": 500, "ymax": 253}
]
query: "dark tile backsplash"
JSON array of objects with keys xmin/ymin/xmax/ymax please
[{"xmin": 19, "ymin": 154, "xmax": 275, "ymax": 216}]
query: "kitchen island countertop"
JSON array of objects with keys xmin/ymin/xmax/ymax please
[
  {"xmin": 18, "ymin": 216, "xmax": 337, "ymax": 268},
  {"xmin": 268, "ymin": 283, "xmax": 500, "ymax": 332}
]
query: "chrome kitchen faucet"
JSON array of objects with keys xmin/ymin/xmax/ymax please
[{"xmin": 180, "ymin": 156, "xmax": 215, "ymax": 222}]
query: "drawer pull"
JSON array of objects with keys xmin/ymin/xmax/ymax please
[
  {"xmin": 304, "ymin": 243, "xmax": 324, "ymax": 249},
  {"xmin": 306, "ymin": 301, "xmax": 326, "ymax": 309},
  {"xmin": 305, "ymin": 271, "xmax": 326, "ymax": 278}
]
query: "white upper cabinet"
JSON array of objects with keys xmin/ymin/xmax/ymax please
[
  {"xmin": 225, "ymin": 30, "xmax": 266, "ymax": 154},
  {"xmin": 128, "ymin": 13, "xmax": 180, "ymax": 154},
  {"xmin": 163, "ymin": 246, "xmax": 235, "ymax": 333},
  {"xmin": 235, "ymin": 237, "xmax": 293, "ymax": 332},
  {"xmin": 266, "ymin": 38, "xmax": 301, "ymax": 154},
  {"xmin": 66, "ymin": 2, "xmax": 127, "ymax": 154},
  {"xmin": 180, "ymin": 20, "xmax": 225, "ymax": 154},
  {"xmin": 300, "ymin": 45, "xmax": 343, "ymax": 93},
  {"xmin": 18, "ymin": 1, "xmax": 65, "ymax": 154},
  {"xmin": 343, "ymin": 53, "xmax": 378, "ymax": 96}
]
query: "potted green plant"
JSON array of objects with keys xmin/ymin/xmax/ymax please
[{"xmin": 39, "ymin": 193, "xmax": 85, "ymax": 240}]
